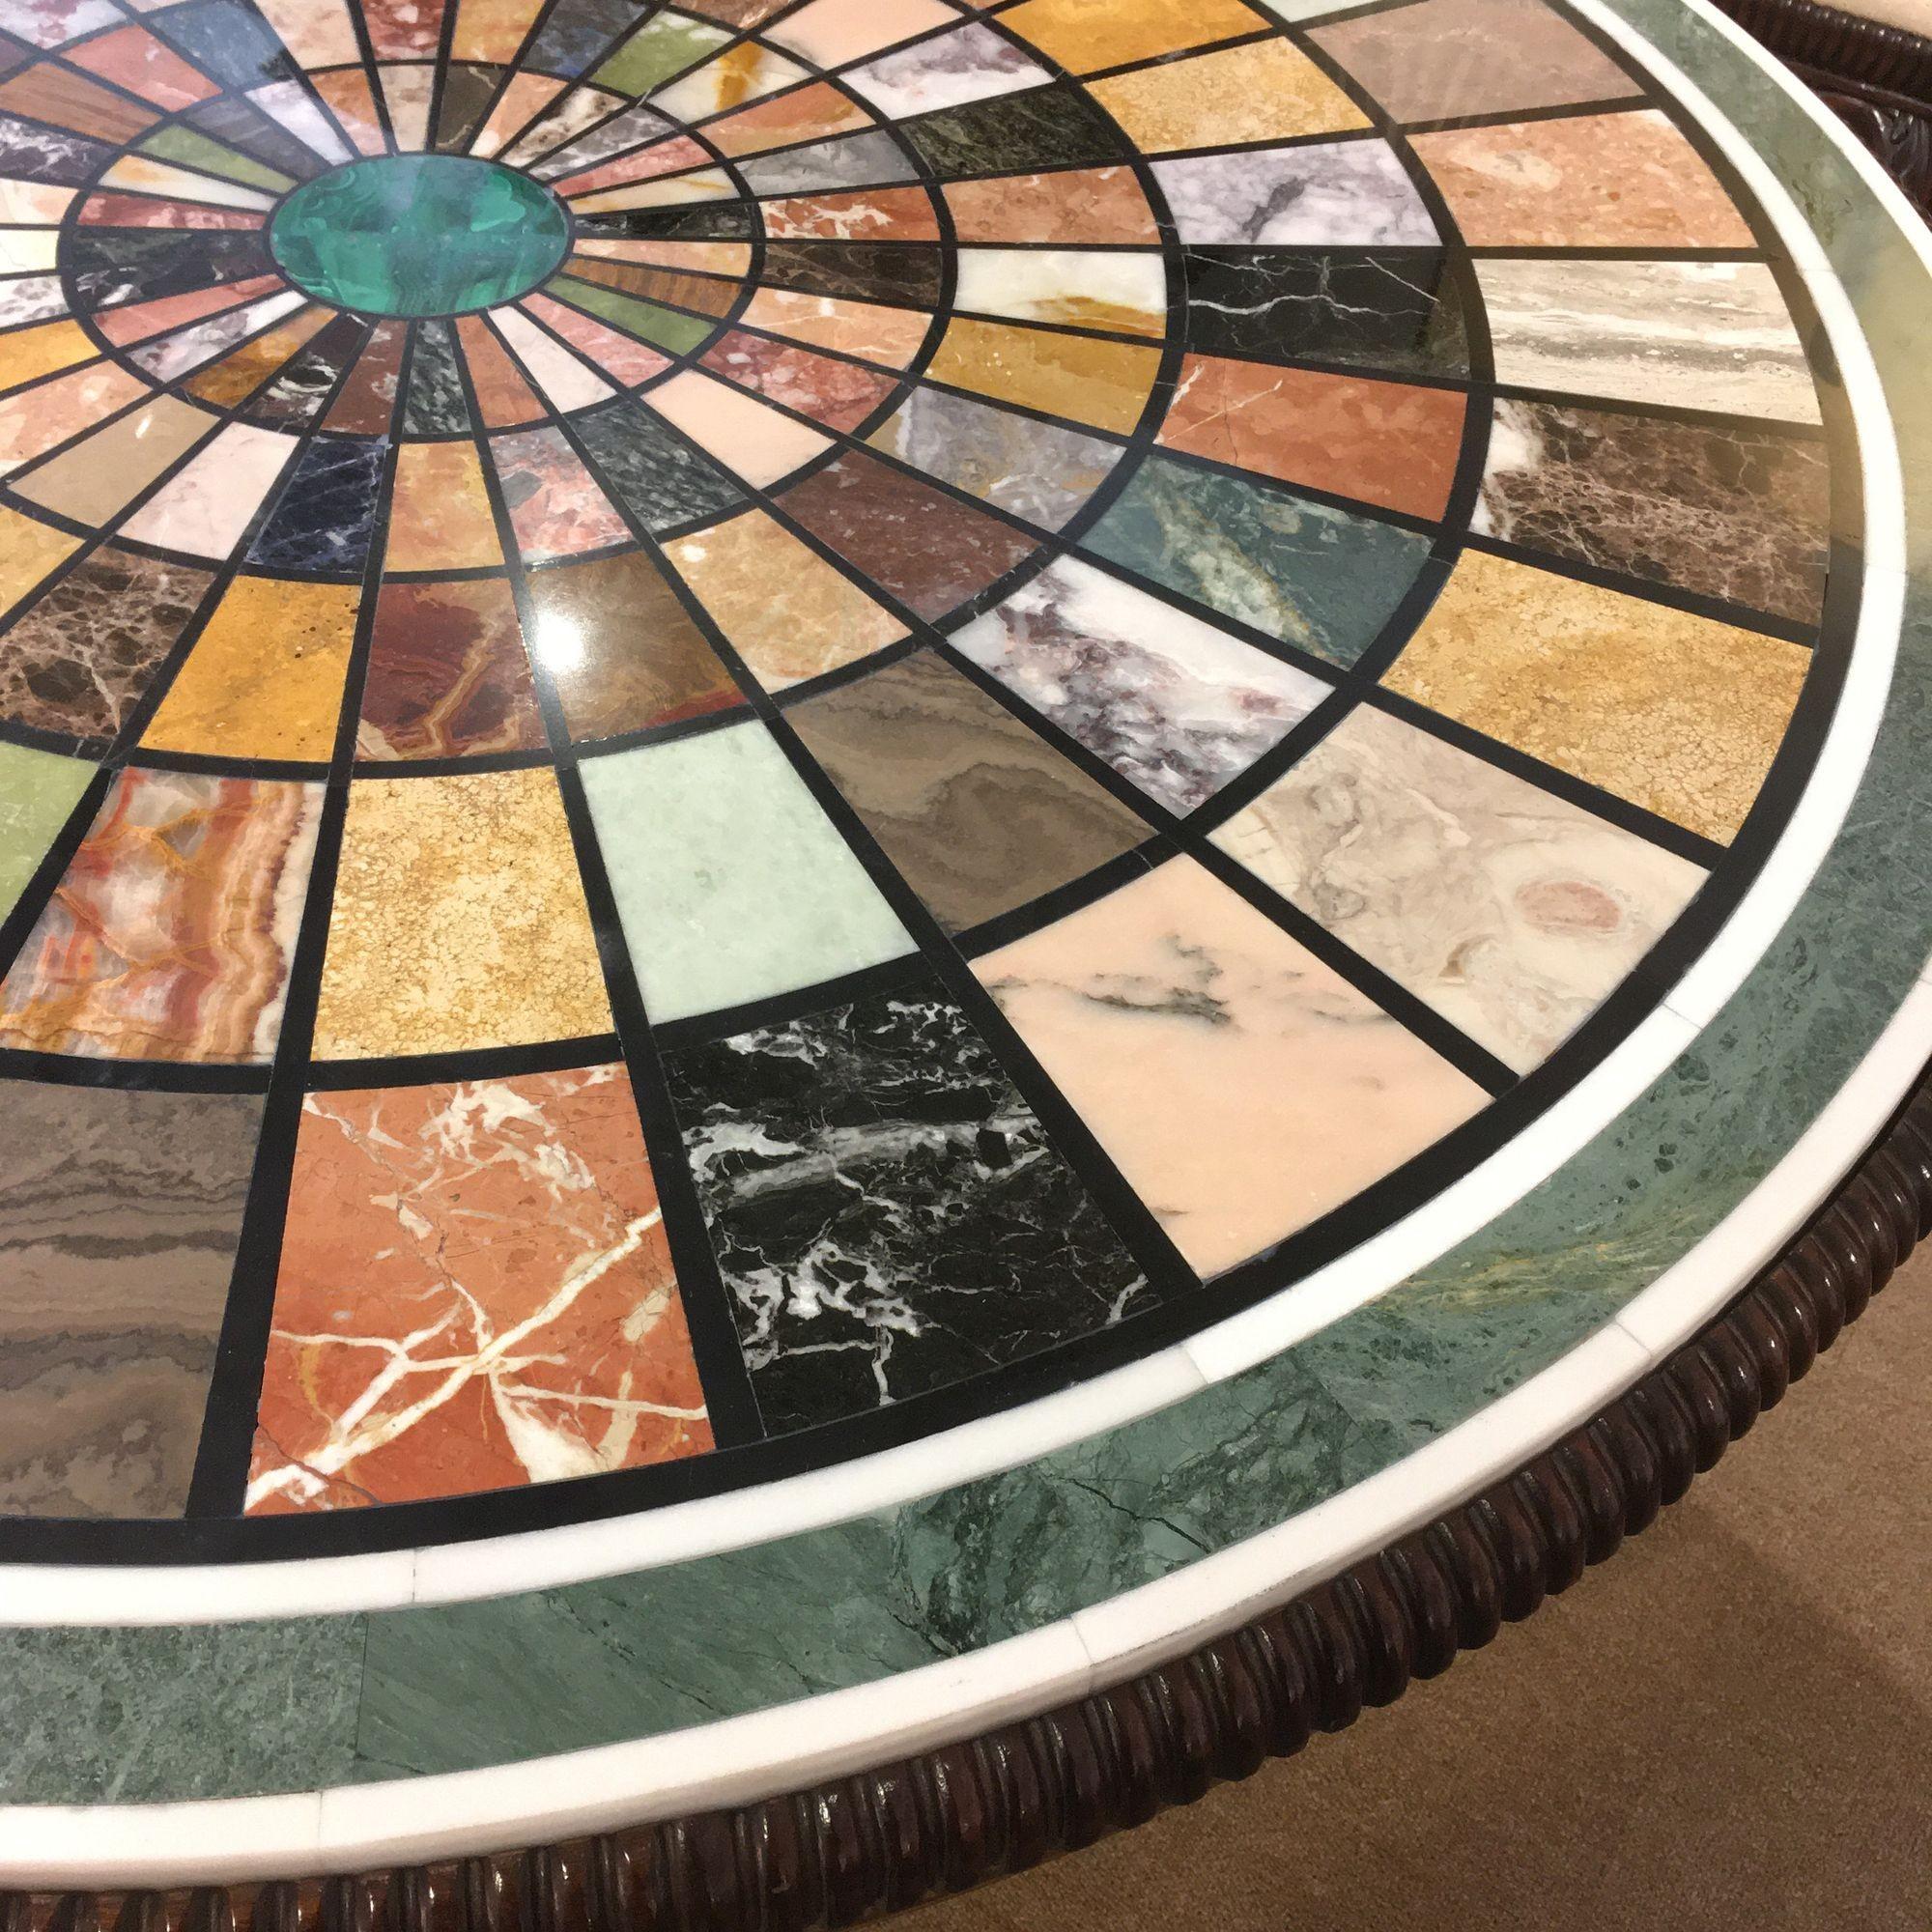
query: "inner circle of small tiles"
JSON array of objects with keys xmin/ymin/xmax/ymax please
[{"xmin": 0, "ymin": 0, "xmax": 1848, "ymax": 1553}]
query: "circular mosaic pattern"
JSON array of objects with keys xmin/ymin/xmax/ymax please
[{"xmin": 0, "ymin": 0, "xmax": 1868, "ymax": 1561}]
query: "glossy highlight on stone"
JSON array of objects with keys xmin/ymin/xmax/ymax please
[{"xmin": 270, "ymin": 155, "xmax": 571, "ymax": 316}]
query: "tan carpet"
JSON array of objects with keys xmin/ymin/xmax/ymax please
[{"xmin": 905, "ymin": 1247, "xmax": 1932, "ymax": 1931}]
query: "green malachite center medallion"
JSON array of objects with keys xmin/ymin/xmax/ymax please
[{"xmin": 270, "ymin": 155, "xmax": 571, "ymax": 318}]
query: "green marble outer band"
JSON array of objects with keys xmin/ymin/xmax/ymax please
[{"xmin": 5, "ymin": 0, "xmax": 1931, "ymax": 1821}]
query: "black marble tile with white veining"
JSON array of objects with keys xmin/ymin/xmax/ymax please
[
  {"xmin": 245, "ymin": 314, "xmax": 368, "ymax": 430},
  {"xmin": 246, "ymin": 435, "xmax": 387, "ymax": 575},
  {"xmin": 574, "ymin": 395, "xmax": 746, "ymax": 531},
  {"xmin": 0, "ymin": 112, "xmax": 110, "ymax": 186},
  {"xmin": 401, "ymin": 319, "xmax": 473, "ymax": 438},
  {"xmin": 66, "ymin": 229, "xmax": 273, "ymax": 309},
  {"xmin": 664, "ymin": 985, "xmax": 1154, "ymax": 1435}
]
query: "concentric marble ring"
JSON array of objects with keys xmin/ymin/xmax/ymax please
[{"xmin": 0, "ymin": 0, "xmax": 1926, "ymax": 1887}]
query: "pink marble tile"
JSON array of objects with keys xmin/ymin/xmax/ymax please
[
  {"xmin": 975, "ymin": 856, "xmax": 1486, "ymax": 1275},
  {"xmin": 0, "ymin": 360, "xmax": 147, "ymax": 475},
  {"xmin": 118, "ymin": 420, "xmax": 298, "ymax": 558},
  {"xmin": 489, "ymin": 425, "xmax": 631, "ymax": 561},
  {"xmin": 518, "ymin": 291, "xmax": 671, "ymax": 387},
  {"xmin": 643, "ymin": 369, "xmax": 831, "ymax": 487}
]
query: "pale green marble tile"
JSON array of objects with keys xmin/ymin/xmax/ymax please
[
  {"xmin": 580, "ymin": 720, "xmax": 914, "ymax": 1022},
  {"xmin": 0, "ymin": 740, "xmax": 90, "ymax": 920},
  {"xmin": 593, "ymin": 14, "xmax": 730, "ymax": 95}
]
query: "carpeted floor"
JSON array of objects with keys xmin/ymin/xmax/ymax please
[{"xmin": 904, "ymin": 1246, "xmax": 1932, "ymax": 1932}]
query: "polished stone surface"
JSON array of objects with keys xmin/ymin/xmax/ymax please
[{"xmin": 0, "ymin": 0, "xmax": 1923, "ymax": 1883}]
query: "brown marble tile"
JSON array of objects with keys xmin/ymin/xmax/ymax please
[
  {"xmin": 1476, "ymin": 400, "xmax": 1830, "ymax": 622},
  {"xmin": 359, "ymin": 578, "xmax": 547, "ymax": 760},
  {"xmin": 0, "ymin": 361, "xmax": 147, "ymax": 475},
  {"xmin": 456, "ymin": 314, "xmax": 544, "ymax": 427},
  {"xmin": 1411, "ymin": 107, "xmax": 1754, "ymax": 247},
  {"xmin": 311, "ymin": 68, "xmax": 388, "ymax": 158},
  {"xmin": 1159, "ymin": 355, "xmax": 1465, "ymax": 520},
  {"xmin": 11, "ymin": 393, "xmax": 216, "ymax": 526},
  {"xmin": 78, "ymin": 191, "xmax": 264, "ymax": 230},
  {"xmin": 706, "ymin": 80, "xmax": 871, "ymax": 158},
  {"xmin": 1310, "ymin": 0, "xmax": 1636, "ymax": 124},
  {"xmin": 524, "ymin": 547, "xmax": 741, "ymax": 740},
  {"xmin": 788, "ymin": 648, "xmax": 1150, "ymax": 931},
  {"xmin": 943, "ymin": 167, "xmax": 1159, "ymax": 245},
  {"xmin": 0, "ymin": 768, "xmax": 320, "ymax": 1063},
  {"xmin": 0, "ymin": 61, "xmax": 159, "ymax": 140},
  {"xmin": 0, "ymin": 545, "xmax": 213, "ymax": 742},
  {"xmin": 776, "ymin": 450, "xmax": 1041, "ymax": 621},
  {"xmin": 323, "ymin": 320, "xmax": 407, "ymax": 435},
  {"xmin": 247, "ymin": 1064, "xmax": 711, "ymax": 1512},
  {"xmin": 0, "ymin": 503, "xmax": 78, "ymax": 624},
  {"xmin": 698, "ymin": 328, "xmax": 898, "ymax": 432},
  {"xmin": 564, "ymin": 257, "xmax": 741, "ymax": 319},
  {"xmin": 386, "ymin": 440, "xmax": 503, "ymax": 572},
  {"xmin": 1382, "ymin": 549, "xmax": 1810, "ymax": 841},
  {"xmin": 0, "ymin": 1082, "xmax": 262, "ymax": 1519},
  {"xmin": 184, "ymin": 303, "xmax": 334, "ymax": 410},
  {"xmin": 923, "ymin": 317, "xmax": 1160, "ymax": 435}
]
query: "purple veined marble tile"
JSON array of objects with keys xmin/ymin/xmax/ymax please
[
  {"xmin": 951, "ymin": 554, "xmax": 1332, "ymax": 814},
  {"xmin": 842, "ymin": 23, "xmax": 1053, "ymax": 119},
  {"xmin": 1152, "ymin": 138, "xmax": 1438, "ymax": 245}
]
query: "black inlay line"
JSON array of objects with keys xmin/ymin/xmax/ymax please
[
  {"xmin": 182, "ymin": 319, "xmax": 421, "ymax": 1519},
  {"xmin": 439, "ymin": 302, "xmax": 770, "ymax": 1455}
]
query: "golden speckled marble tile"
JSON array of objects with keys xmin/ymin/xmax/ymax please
[
  {"xmin": 923, "ymin": 317, "xmax": 1159, "ymax": 434},
  {"xmin": 143, "ymin": 575, "xmax": 356, "ymax": 763},
  {"xmin": 312, "ymin": 766, "xmax": 611, "ymax": 1059},
  {"xmin": 1000, "ymin": 0, "xmax": 1272, "ymax": 71},
  {"xmin": 1381, "ymin": 549, "xmax": 1809, "ymax": 842},
  {"xmin": 1088, "ymin": 39, "xmax": 1370, "ymax": 152},
  {"xmin": 0, "ymin": 504, "xmax": 79, "ymax": 613}
]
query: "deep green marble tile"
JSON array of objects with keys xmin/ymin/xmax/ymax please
[
  {"xmin": 901, "ymin": 87, "xmax": 1124, "ymax": 177},
  {"xmin": 0, "ymin": 741, "xmax": 89, "ymax": 920},
  {"xmin": 1082, "ymin": 454, "xmax": 1432, "ymax": 668},
  {"xmin": 0, "ymin": 1616, "xmax": 365, "ymax": 1803}
]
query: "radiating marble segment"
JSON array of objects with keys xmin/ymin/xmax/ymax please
[
  {"xmin": 644, "ymin": 368, "xmax": 834, "ymax": 488},
  {"xmin": 0, "ymin": 739, "xmax": 90, "ymax": 919},
  {"xmin": 844, "ymin": 24, "xmax": 1052, "ymax": 119},
  {"xmin": 735, "ymin": 129, "xmax": 921, "ymax": 197},
  {"xmin": 124, "ymin": 288, "xmax": 302, "ymax": 379},
  {"xmin": 1308, "ymin": 0, "xmax": 1638, "ymax": 122},
  {"xmin": 1212, "ymin": 704, "xmax": 1708, "ymax": 1071},
  {"xmin": 0, "ymin": 234, "xmax": 59, "ymax": 277},
  {"xmin": 385, "ymin": 440, "xmax": 504, "ymax": 571},
  {"xmin": 99, "ymin": 154, "xmax": 277, "ymax": 211},
  {"xmin": 308, "ymin": 67, "xmax": 388, "ymax": 156},
  {"xmin": 0, "ymin": 501, "xmax": 78, "ymax": 623},
  {"xmin": 66, "ymin": 22, "xmax": 220, "ymax": 106},
  {"xmin": 757, "ymin": 185, "xmax": 939, "ymax": 242},
  {"xmin": 491, "ymin": 305, "xmax": 620, "ymax": 412},
  {"xmin": 1479, "ymin": 259, "xmax": 1822, "ymax": 425},
  {"xmin": 664, "ymin": 508, "xmax": 906, "ymax": 691},
  {"xmin": 246, "ymin": 313, "xmax": 367, "ymax": 429},
  {"xmin": 140, "ymin": 123, "xmax": 293, "ymax": 195},
  {"xmin": 1383, "ymin": 550, "xmax": 1811, "ymax": 843},
  {"xmin": 0, "ymin": 270, "xmax": 68, "ymax": 327},
  {"xmin": 246, "ymin": 434, "xmax": 385, "ymax": 575},
  {"xmin": 118, "ymin": 419, "xmax": 298, "ymax": 560},
  {"xmin": 0, "ymin": 181, "xmax": 74, "ymax": 224},
  {"xmin": 1409, "ymin": 108, "xmax": 1753, "ymax": 248},
  {"xmin": 777, "ymin": 451, "xmax": 1041, "ymax": 622},
  {"xmin": 1085, "ymin": 453, "xmax": 1431, "ymax": 668},
  {"xmin": 324, "ymin": 319, "xmax": 407, "ymax": 434},
  {"xmin": 0, "ymin": 63, "xmax": 159, "ymax": 144},
  {"xmin": 738, "ymin": 287, "xmax": 932, "ymax": 369},
  {"xmin": 680, "ymin": 0, "xmax": 789, "ymax": 19},
  {"xmin": 666, "ymin": 986, "xmax": 1152, "ymax": 1433},
  {"xmin": 902, "ymin": 83, "xmax": 1127, "ymax": 178},
  {"xmin": 0, "ymin": 317, "xmax": 95, "ymax": 392},
  {"xmin": 541, "ymin": 108, "xmax": 688, "ymax": 188},
  {"xmin": 142, "ymin": 576, "xmax": 356, "ymax": 764},
  {"xmin": 580, "ymin": 722, "xmax": 912, "ymax": 1024},
  {"xmin": 503, "ymin": 85, "xmax": 623, "ymax": 169},
  {"xmin": 186, "ymin": 302, "xmax": 334, "ymax": 411},
  {"xmin": 313, "ymin": 767, "xmax": 611, "ymax": 1060},
  {"xmin": 952, "ymin": 557, "xmax": 1330, "ymax": 816},
  {"xmin": 0, "ymin": 769, "xmax": 320, "ymax": 1064},
  {"xmin": 1089, "ymin": 38, "xmax": 1370, "ymax": 151},
  {"xmin": 650, "ymin": 44, "xmax": 809, "ymax": 123},
  {"xmin": 525, "ymin": 548, "xmax": 741, "ymax": 739},
  {"xmin": 7, "ymin": 0, "xmax": 124, "ymax": 44},
  {"xmin": 359, "ymin": 578, "xmax": 547, "ymax": 760},
  {"xmin": 865, "ymin": 385, "xmax": 1122, "ymax": 531},
  {"xmin": 0, "ymin": 545, "xmax": 209, "ymax": 743},
  {"xmin": 787, "ymin": 649, "xmax": 1151, "ymax": 931},
  {"xmin": 703, "ymin": 79, "xmax": 875, "ymax": 160},
  {"xmin": 364, "ymin": 0, "xmax": 448, "ymax": 59},
  {"xmin": 1159, "ymin": 354, "xmax": 1465, "ymax": 522},
  {"xmin": 767, "ymin": 0, "xmax": 956, "ymax": 66},
  {"xmin": 592, "ymin": 15, "xmax": 731, "ymax": 96},
  {"xmin": 490, "ymin": 424, "xmax": 633, "ymax": 563},
  {"xmin": 1153, "ymin": 140, "xmax": 1436, "ymax": 246},
  {"xmin": 248, "ymin": 1065, "xmax": 712, "ymax": 1514},
  {"xmin": 451, "ymin": 0, "xmax": 546, "ymax": 61},
  {"xmin": 12, "ymin": 393, "xmax": 215, "ymax": 526},
  {"xmin": 456, "ymin": 313, "xmax": 544, "ymax": 426},
  {"xmin": 952, "ymin": 247, "xmax": 1165, "ymax": 338},
  {"xmin": 980, "ymin": 857, "xmax": 1484, "ymax": 1273},
  {"xmin": 521, "ymin": 290, "xmax": 675, "ymax": 386},
  {"xmin": 1179, "ymin": 247, "xmax": 1468, "ymax": 378},
  {"xmin": 923, "ymin": 316, "xmax": 1159, "ymax": 436},
  {"xmin": 698, "ymin": 329, "xmax": 898, "ymax": 433},
  {"xmin": 469, "ymin": 71, "xmax": 565, "ymax": 159},
  {"xmin": 1000, "ymin": 0, "xmax": 1269, "ymax": 69},
  {"xmin": 434, "ymin": 62, "xmax": 500, "ymax": 153},
  {"xmin": 574, "ymin": 393, "xmax": 748, "ymax": 531},
  {"xmin": 1475, "ymin": 399, "xmax": 1830, "ymax": 623},
  {"xmin": 402, "ymin": 320, "xmax": 471, "ymax": 436},
  {"xmin": 0, "ymin": 1083, "xmax": 262, "ymax": 1520},
  {"xmin": 250, "ymin": 78, "xmax": 355, "ymax": 164},
  {"xmin": 0, "ymin": 110, "xmax": 112, "ymax": 185},
  {"xmin": 943, "ymin": 166, "xmax": 1157, "ymax": 245}
]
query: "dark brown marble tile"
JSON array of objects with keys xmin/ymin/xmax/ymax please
[
  {"xmin": 358, "ymin": 578, "xmax": 548, "ymax": 760},
  {"xmin": 0, "ymin": 61, "xmax": 160, "ymax": 141},
  {"xmin": 761, "ymin": 242, "xmax": 944, "ymax": 308},
  {"xmin": 775, "ymin": 451, "xmax": 1039, "ymax": 621},
  {"xmin": 1477, "ymin": 399, "xmax": 1831, "ymax": 622},
  {"xmin": 0, "ymin": 1081, "xmax": 263, "ymax": 1519},
  {"xmin": 522, "ymin": 548, "xmax": 742, "ymax": 741},
  {"xmin": 563, "ymin": 258, "xmax": 740, "ymax": 320},
  {"xmin": 787, "ymin": 648, "xmax": 1150, "ymax": 931},
  {"xmin": 323, "ymin": 319, "xmax": 407, "ymax": 435},
  {"xmin": 0, "ymin": 545, "xmax": 213, "ymax": 742}
]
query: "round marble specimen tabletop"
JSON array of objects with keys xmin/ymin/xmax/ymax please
[{"xmin": 0, "ymin": 0, "xmax": 1926, "ymax": 1889}]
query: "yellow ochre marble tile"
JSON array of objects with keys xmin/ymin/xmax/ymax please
[
  {"xmin": 1088, "ymin": 39, "xmax": 1370, "ymax": 151},
  {"xmin": 1001, "ymin": 0, "xmax": 1272, "ymax": 72},
  {"xmin": 312, "ymin": 766, "xmax": 611, "ymax": 1059},
  {"xmin": 1381, "ymin": 549, "xmax": 1810, "ymax": 843}
]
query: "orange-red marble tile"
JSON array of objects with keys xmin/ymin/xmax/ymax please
[
  {"xmin": 943, "ymin": 167, "xmax": 1160, "ymax": 245},
  {"xmin": 456, "ymin": 313, "xmax": 544, "ymax": 427},
  {"xmin": 759, "ymin": 185, "xmax": 940, "ymax": 241},
  {"xmin": 698, "ymin": 328, "xmax": 898, "ymax": 432},
  {"xmin": 64, "ymin": 23, "xmax": 217, "ymax": 109}
]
